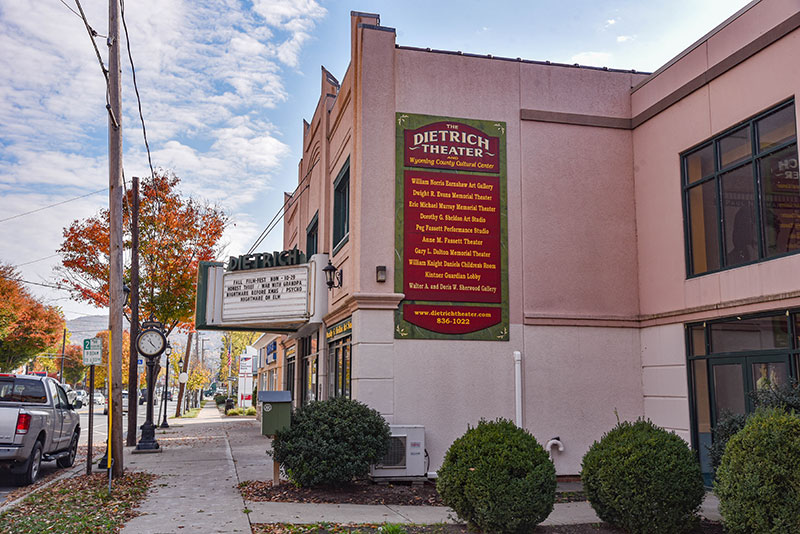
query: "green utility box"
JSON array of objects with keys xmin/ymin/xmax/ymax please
[{"xmin": 259, "ymin": 391, "xmax": 292, "ymax": 436}]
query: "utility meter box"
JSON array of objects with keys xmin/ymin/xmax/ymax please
[{"xmin": 259, "ymin": 391, "xmax": 292, "ymax": 436}]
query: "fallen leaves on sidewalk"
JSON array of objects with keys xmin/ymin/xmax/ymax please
[
  {"xmin": 0, "ymin": 471, "xmax": 156, "ymax": 534},
  {"xmin": 239, "ymin": 479, "xmax": 443, "ymax": 506}
]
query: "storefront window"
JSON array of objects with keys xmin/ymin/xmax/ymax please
[
  {"xmin": 328, "ymin": 337, "xmax": 351, "ymax": 399},
  {"xmin": 284, "ymin": 347, "xmax": 296, "ymax": 399},
  {"xmin": 683, "ymin": 100, "xmax": 798, "ymax": 276},
  {"xmin": 687, "ymin": 310, "xmax": 799, "ymax": 484},
  {"xmin": 299, "ymin": 333, "xmax": 319, "ymax": 404}
]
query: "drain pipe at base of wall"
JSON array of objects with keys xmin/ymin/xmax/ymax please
[{"xmin": 514, "ymin": 350, "xmax": 522, "ymax": 427}]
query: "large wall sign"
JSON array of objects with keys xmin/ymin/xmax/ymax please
[{"xmin": 395, "ymin": 113, "xmax": 508, "ymax": 341}]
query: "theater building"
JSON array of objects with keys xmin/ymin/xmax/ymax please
[{"xmin": 208, "ymin": 0, "xmax": 800, "ymax": 481}]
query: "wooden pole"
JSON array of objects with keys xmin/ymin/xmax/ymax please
[
  {"xmin": 126, "ymin": 176, "xmax": 140, "ymax": 446},
  {"xmin": 59, "ymin": 328, "xmax": 66, "ymax": 383},
  {"xmin": 108, "ymin": 0, "xmax": 124, "ymax": 478}
]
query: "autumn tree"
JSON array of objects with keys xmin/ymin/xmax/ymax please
[
  {"xmin": 0, "ymin": 264, "xmax": 64, "ymax": 372},
  {"xmin": 32, "ymin": 343, "xmax": 85, "ymax": 385},
  {"xmin": 57, "ymin": 170, "xmax": 228, "ymax": 333},
  {"xmin": 218, "ymin": 330, "xmax": 259, "ymax": 382}
]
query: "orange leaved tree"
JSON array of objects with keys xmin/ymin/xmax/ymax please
[
  {"xmin": 57, "ymin": 170, "xmax": 228, "ymax": 333},
  {"xmin": 0, "ymin": 264, "xmax": 65, "ymax": 372}
]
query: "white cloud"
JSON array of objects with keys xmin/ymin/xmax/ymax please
[
  {"xmin": 605, "ymin": 18, "xmax": 617, "ymax": 27},
  {"xmin": 570, "ymin": 51, "xmax": 613, "ymax": 66},
  {"xmin": 617, "ymin": 35, "xmax": 635, "ymax": 43},
  {"xmin": 0, "ymin": 0, "xmax": 326, "ymax": 314}
]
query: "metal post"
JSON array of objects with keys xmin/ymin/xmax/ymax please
[
  {"xmin": 87, "ymin": 365, "xmax": 95, "ymax": 475},
  {"xmin": 59, "ymin": 328, "xmax": 66, "ymax": 383},
  {"xmin": 135, "ymin": 355, "xmax": 159, "ymax": 450},
  {"xmin": 159, "ymin": 356, "xmax": 170, "ymax": 428}
]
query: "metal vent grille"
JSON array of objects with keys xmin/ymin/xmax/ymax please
[{"xmin": 378, "ymin": 436, "xmax": 406, "ymax": 468}]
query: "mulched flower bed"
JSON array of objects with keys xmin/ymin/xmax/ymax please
[{"xmin": 240, "ymin": 479, "xmax": 443, "ymax": 506}]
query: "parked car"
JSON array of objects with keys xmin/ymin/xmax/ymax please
[
  {"xmin": 0, "ymin": 374, "xmax": 81, "ymax": 485},
  {"xmin": 103, "ymin": 391, "xmax": 129, "ymax": 415},
  {"xmin": 93, "ymin": 392, "xmax": 105, "ymax": 406},
  {"xmin": 59, "ymin": 383, "xmax": 77, "ymax": 405},
  {"xmin": 74, "ymin": 389, "xmax": 88, "ymax": 405}
]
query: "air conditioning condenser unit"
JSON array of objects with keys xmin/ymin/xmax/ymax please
[{"xmin": 370, "ymin": 425, "xmax": 425, "ymax": 479}]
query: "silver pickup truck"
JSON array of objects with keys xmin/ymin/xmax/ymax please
[{"xmin": 0, "ymin": 375, "xmax": 81, "ymax": 485}]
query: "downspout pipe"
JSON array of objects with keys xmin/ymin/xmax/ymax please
[{"xmin": 514, "ymin": 350, "xmax": 522, "ymax": 427}]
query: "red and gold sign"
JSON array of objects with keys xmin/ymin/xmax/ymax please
[{"xmin": 395, "ymin": 113, "xmax": 508, "ymax": 340}]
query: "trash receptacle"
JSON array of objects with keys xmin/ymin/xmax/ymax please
[
  {"xmin": 258, "ymin": 391, "xmax": 292, "ymax": 436},
  {"xmin": 225, "ymin": 398, "xmax": 235, "ymax": 412}
]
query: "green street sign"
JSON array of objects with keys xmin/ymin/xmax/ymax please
[{"xmin": 83, "ymin": 338, "xmax": 102, "ymax": 366}]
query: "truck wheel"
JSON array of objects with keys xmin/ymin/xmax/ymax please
[
  {"xmin": 57, "ymin": 431, "xmax": 79, "ymax": 468},
  {"xmin": 18, "ymin": 441, "xmax": 42, "ymax": 486}
]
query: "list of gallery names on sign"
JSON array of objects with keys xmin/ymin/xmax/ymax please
[{"xmin": 403, "ymin": 169, "xmax": 500, "ymax": 303}]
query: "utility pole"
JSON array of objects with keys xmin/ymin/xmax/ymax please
[
  {"xmin": 59, "ymin": 328, "xmax": 66, "ymax": 383},
  {"xmin": 108, "ymin": 0, "xmax": 124, "ymax": 478},
  {"xmin": 126, "ymin": 176, "xmax": 140, "ymax": 447}
]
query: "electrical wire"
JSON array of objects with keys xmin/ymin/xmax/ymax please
[
  {"xmin": 10, "ymin": 278, "xmax": 69, "ymax": 291},
  {"xmin": 0, "ymin": 188, "xmax": 107, "ymax": 224},
  {"xmin": 73, "ymin": 0, "xmax": 117, "ymax": 128},
  {"xmin": 120, "ymin": 0, "xmax": 156, "ymax": 183},
  {"xmin": 247, "ymin": 158, "xmax": 319, "ymax": 253},
  {"xmin": 12, "ymin": 254, "xmax": 62, "ymax": 268}
]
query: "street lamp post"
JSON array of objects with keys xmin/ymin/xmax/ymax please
[{"xmin": 159, "ymin": 349, "xmax": 175, "ymax": 428}]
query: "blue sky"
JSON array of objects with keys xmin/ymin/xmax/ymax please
[{"xmin": 0, "ymin": 0, "xmax": 752, "ymax": 319}]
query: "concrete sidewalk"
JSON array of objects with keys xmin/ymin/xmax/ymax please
[{"xmin": 120, "ymin": 404, "xmax": 720, "ymax": 532}]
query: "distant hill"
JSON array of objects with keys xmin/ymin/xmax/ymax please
[{"xmin": 66, "ymin": 315, "xmax": 131, "ymax": 342}]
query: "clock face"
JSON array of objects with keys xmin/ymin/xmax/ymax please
[{"xmin": 137, "ymin": 329, "xmax": 166, "ymax": 356}]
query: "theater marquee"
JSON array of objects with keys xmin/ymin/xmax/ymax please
[{"xmin": 395, "ymin": 113, "xmax": 508, "ymax": 341}]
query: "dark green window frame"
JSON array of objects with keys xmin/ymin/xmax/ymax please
[
  {"xmin": 681, "ymin": 99, "xmax": 798, "ymax": 277},
  {"xmin": 685, "ymin": 309, "xmax": 800, "ymax": 485},
  {"xmin": 332, "ymin": 159, "xmax": 350, "ymax": 255},
  {"xmin": 306, "ymin": 211, "xmax": 318, "ymax": 257}
]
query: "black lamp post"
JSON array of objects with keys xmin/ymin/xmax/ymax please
[
  {"xmin": 159, "ymin": 346, "xmax": 173, "ymax": 428},
  {"xmin": 323, "ymin": 260, "xmax": 342, "ymax": 290}
]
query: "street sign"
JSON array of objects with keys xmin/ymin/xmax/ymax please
[
  {"xmin": 137, "ymin": 357, "xmax": 145, "ymax": 373},
  {"xmin": 83, "ymin": 338, "xmax": 102, "ymax": 366}
]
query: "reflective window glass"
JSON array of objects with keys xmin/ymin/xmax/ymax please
[
  {"xmin": 686, "ymin": 145, "xmax": 714, "ymax": 184},
  {"xmin": 759, "ymin": 144, "xmax": 800, "ymax": 257},
  {"xmin": 688, "ymin": 181, "xmax": 720, "ymax": 273},
  {"xmin": 758, "ymin": 105, "xmax": 796, "ymax": 151},
  {"xmin": 751, "ymin": 361, "xmax": 788, "ymax": 391},
  {"xmin": 690, "ymin": 325, "xmax": 706, "ymax": 356},
  {"xmin": 713, "ymin": 364, "xmax": 746, "ymax": 416},
  {"xmin": 711, "ymin": 315, "xmax": 789, "ymax": 353},
  {"xmin": 693, "ymin": 360, "xmax": 711, "ymax": 433},
  {"xmin": 719, "ymin": 127, "xmax": 751, "ymax": 169},
  {"xmin": 720, "ymin": 166, "xmax": 758, "ymax": 267}
]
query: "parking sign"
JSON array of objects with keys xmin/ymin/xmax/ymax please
[{"xmin": 83, "ymin": 338, "xmax": 102, "ymax": 365}]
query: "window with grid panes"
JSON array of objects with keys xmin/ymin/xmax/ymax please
[{"xmin": 682, "ymin": 100, "xmax": 798, "ymax": 276}]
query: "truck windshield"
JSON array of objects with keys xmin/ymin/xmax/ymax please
[{"xmin": 0, "ymin": 378, "xmax": 47, "ymax": 403}]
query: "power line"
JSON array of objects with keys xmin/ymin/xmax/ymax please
[
  {"xmin": 0, "ymin": 188, "xmax": 107, "ymax": 224},
  {"xmin": 74, "ymin": 0, "xmax": 117, "ymax": 128},
  {"xmin": 11, "ymin": 278, "xmax": 70, "ymax": 291},
  {"xmin": 120, "ymin": 0, "xmax": 156, "ymax": 183},
  {"xmin": 12, "ymin": 254, "xmax": 62, "ymax": 268},
  {"xmin": 247, "ymin": 158, "xmax": 319, "ymax": 253}
]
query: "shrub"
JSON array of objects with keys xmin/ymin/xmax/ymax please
[
  {"xmin": 581, "ymin": 419, "xmax": 704, "ymax": 534},
  {"xmin": 436, "ymin": 419, "xmax": 555, "ymax": 534},
  {"xmin": 714, "ymin": 408, "xmax": 800, "ymax": 534},
  {"xmin": 707, "ymin": 410, "xmax": 746, "ymax": 475},
  {"xmin": 226, "ymin": 407, "xmax": 243, "ymax": 416},
  {"xmin": 271, "ymin": 397, "xmax": 390, "ymax": 487},
  {"xmin": 750, "ymin": 378, "xmax": 800, "ymax": 412},
  {"xmin": 214, "ymin": 394, "xmax": 227, "ymax": 406},
  {"xmin": 244, "ymin": 406, "xmax": 256, "ymax": 416}
]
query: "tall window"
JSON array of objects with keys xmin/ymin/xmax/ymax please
[
  {"xmin": 682, "ymin": 100, "xmax": 798, "ymax": 276},
  {"xmin": 333, "ymin": 159, "xmax": 350, "ymax": 253},
  {"xmin": 306, "ymin": 212, "xmax": 318, "ymax": 257},
  {"xmin": 299, "ymin": 334, "xmax": 318, "ymax": 404},
  {"xmin": 284, "ymin": 347, "xmax": 296, "ymax": 400},
  {"xmin": 328, "ymin": 336, "xmax": 351, "ymax": 399}
]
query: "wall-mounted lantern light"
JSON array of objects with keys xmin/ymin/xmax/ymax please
[
  {"xmin": 323, "ymin": 260, "xmax": 343, "ymax": 290},
  {"xmin": 376, "ymin": 265, "xmax": 387, "ymax": 283}
]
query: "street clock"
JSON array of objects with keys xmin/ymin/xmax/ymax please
[{"xmin": 136, "ymin": 315, "xmax": 167, "ymax": 357}]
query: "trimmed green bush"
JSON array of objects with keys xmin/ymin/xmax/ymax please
[
  {"xmin": 214, "ymin": 393, "xmax": 227, "ymax": 406},
  {"xmin": 271, "ymin": 397, "xmax": 390, "ymax": 487},
  {"xmin": 436, "ymin": 419, "xmax": 556, "ymax": 534},
  {"xmin": 226, "ymin": 407, "xmax": 243, "ymax": 416},
  {"xmin": 244, "ymin": 406, "xmax": 256, "ymax": 416},
  {"xmin": 581, "ymin": 419, "xmax": 704, "ymax": 534},
  {"xmin": 714, "ymin": 408, "xmax": 800, "ymax": 534},
  {"xmin": 708, "ymin": 410, "xmax": 746, "ymax": 474}
]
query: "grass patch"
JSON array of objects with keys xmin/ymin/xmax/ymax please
[
  {"xmin": 0, "ymin": 471, "xmax": 156, "ymax": 534},
  {"xmin": 179, "ymin": 407, "xmax": 201, "ymax": 418}
]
